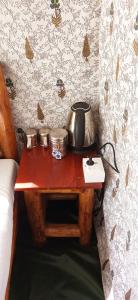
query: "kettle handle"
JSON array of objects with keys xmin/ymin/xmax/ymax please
[{"xmin": 74, "ymin": 110, "xmax": 85, "ymax": 147}]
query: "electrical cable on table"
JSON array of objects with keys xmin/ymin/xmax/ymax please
[{"xmin": 93, "ymin": 142, "xmax": 120, "ymax": 216}]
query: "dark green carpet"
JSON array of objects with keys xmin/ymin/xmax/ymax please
[{"xmin": 10, "ymin": 199, "xmax": 104, "ymax": 300}]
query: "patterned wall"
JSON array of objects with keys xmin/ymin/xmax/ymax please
[
  {"xmin": 1, "ymin": 1, "xmax": 138, "ymax": 299},
  {"xmin": 96, "ymin": 1, "xmax": 138, "ymax": 299},
  {"xmin": 0, "ymin": 0, "xmax": 100, "ymax": 149}
]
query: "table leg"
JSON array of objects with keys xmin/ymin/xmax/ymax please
[
  {"xmin": 79, "ymin": 189, "xmax": 94, "ymax": 246},
  {"xmin": 24, "ymin": 191, "xmax": 46, "ymax": 246}
]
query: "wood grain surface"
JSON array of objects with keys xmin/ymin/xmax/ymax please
[{"xmin": 15, "ymin": 147, "xmax": 103, "ymax": 191}]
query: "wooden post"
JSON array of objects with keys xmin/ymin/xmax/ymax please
[
  {"xmin": 0, "ymin": 65, "xmax": 17, "ymax": 160},
  {"xmin": 79, "ymin": 189, "xmax": 94, "ymax": 246},
  {"xmin": 24, "ymin": 191, "xmax": 46, "ymax": 246}
]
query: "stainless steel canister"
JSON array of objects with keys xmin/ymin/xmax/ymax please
[
  {"xmin": 39, "ymin": 127, "xmax": 50, "ymax": 147},
  {"xmin": 25, "ymin": 128, "xmax": 37, "ymax": 149},
  {"xmin": 49, "ymin": 128, "xmax": 68, "ymax": 159}
]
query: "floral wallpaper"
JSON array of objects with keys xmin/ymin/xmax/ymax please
[
  {"xmin": 96, "ymin": 0, "xmax": 138, "ymax": 299},
  {"xmin": 0, "ymin": 0, "xmax": 100, "ymax": 152},
  {"xmin": 0, "ymin": 1, "xmax": 138, "ymax": 300}
]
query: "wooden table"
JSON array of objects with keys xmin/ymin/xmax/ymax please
[{"xmin": 15, "ymin": 146, "xmax": 103, "ymax": 246}]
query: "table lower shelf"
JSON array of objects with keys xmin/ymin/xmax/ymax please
[
  {"xmin": 45, "ymin": 224, "xmax": 80, "ymax": 238},
  {"xmin": 23, "ymin": 188, "xmax": 95, "ymax": 246}
]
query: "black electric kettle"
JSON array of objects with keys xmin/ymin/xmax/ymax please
[{"xmin": 66, "ymin": 102, "xmax": 95, "ymax": 151}]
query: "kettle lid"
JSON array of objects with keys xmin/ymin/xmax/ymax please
[{"xmin": 71, "ymin": 102, "xmax": 90, "ymax": 112}]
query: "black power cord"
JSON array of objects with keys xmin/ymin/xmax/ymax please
[
  {"xmin": 93, "ymin": 142, "xmax": 120, "ymax": 216},
  {"xmin": 98, "ymin": 142, "xmax": 120, "ymax": 174},
  {"xmin": 94, "ymin": 186, "xmax": 105, "ymax": 217}
]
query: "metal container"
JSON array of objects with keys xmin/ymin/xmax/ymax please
[
  {"xmin": 39, "ymin": 127, "xmax": 50, "ymax": 147},
  {"xmin": 49, "ymin": 128, "xmax": 68, "ymax": 159},
  {"xmin": 25, "ymin": 128, "xmax": 37, "ymax": 149},
  {"xmin": 66, "ymin": 102, "xmax": 95, "ymax": 151}
]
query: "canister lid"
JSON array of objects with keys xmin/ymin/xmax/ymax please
[
  {"xmin": 26, "ymin": 128, "xmax": 37, "ymax": 136},
  {"xmin": 50, "ymin": 128, "xmax": 68, "ymax": 141},
  {"xmin": 39, "ymin": 127, "xmax": 50, "ymax": 136}
]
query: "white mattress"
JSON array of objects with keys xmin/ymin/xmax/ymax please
[{"xmin": 0, "ymin": 159, "xmax": 18, "ymax": 300}]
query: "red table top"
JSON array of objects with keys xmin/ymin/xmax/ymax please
[{"xmin": 15, "ymin": 146, "xmax": 103, "ymax": 191}]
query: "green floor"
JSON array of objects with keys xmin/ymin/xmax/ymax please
[{"xmin": 10, "ymin": 199, "xmax": 104, "ymax": 300}]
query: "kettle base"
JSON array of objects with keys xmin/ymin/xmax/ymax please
[{"xmin": 69, "ymin": 142, "xmax": 97, "ymax": 154}]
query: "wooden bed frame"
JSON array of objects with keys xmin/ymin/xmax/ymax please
[{"xmin": 0, "ymin": 64, "xmax": 18, "ymax": 300}]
